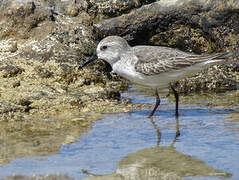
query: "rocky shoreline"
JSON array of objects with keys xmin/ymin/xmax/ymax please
[
  {"xmin": 0, "ymin": 0, "xmax": 239, "ymax": 179},
  {"xmin": 0, "ymin": 0, "xmax": 238, "ymax": 120}
]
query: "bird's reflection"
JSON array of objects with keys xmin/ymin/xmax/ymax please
[
  {"xmin": 149, "ymin": 116, "xmax": 180, "ymax": 147},
  {"xmin": 82, "ymin": 116, "xmax": 231, "ymax": 180}
]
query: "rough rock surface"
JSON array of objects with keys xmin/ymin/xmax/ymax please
[
  {"xmin": 95, "ymin": 0, "xmax": 239, "ymax": 51},
  {"xmin": 1, "ymin": 1, "xmax": 238, "ymax": 121},
  {"xmin": 0, "ymin": 0, "xmax": 96, "ymax": 63},
  {"xmin": 0, "ymin": 0, "xmax": 133, "ymax": 167},
  {"xmin": 86, "ymin": 0, "xmax": 155, "ymax": 19},
  {"xmin": 3, "ymin": 175, "xmax": 75, "ymax": 180},
  {"xmin": 94, "ymin": 0, "xmax": 239, "ymax": 93}
]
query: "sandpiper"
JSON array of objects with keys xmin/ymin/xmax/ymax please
[{"xmin": 79, "ymin": 36, "xmax": 229, "ymax": 117}]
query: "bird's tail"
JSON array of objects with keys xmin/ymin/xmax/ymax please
[{"xmin": 204, "ymin": 51, "xmax": 231, "ymax": 64}]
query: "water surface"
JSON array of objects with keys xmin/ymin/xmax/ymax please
[{"xmin": 0, "ymin": 89, "xmax": 239, "ymax": 180}]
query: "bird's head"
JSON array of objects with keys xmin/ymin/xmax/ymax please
[{"xmin": 79, "ymin": 36, "xmax": 130, "ymax": 69}]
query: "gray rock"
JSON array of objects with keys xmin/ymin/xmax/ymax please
[
  {"xmin": 0, "ymin": 0, "xmax": 95, "ymax": 63},
  {"xmin": 95, "ymin": 0, "xmax": 239, "ymax": 52},
  {"xmin": 93, "ymin": 0, "xmax": 239, "ymax": 93},
  {"xmin": 86, "ymin": 0, "xmax": 155, "ymax": 18}
]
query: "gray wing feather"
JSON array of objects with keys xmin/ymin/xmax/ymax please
[{"xmin": 133, "ymin": 46, "xmax": 228, "ymax": 76}]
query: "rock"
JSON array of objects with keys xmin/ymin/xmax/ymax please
[
  {"xmin": 34, "ymin": 66, "xmax": 53, "ymax": 78},
  {"xmin": 0, "ymin": 0, "xmax": 238, "ymax": 120},
  {"xmin": 0, "ymin": 65, "xmax": 24, "ymax": 78},
  {"xmin": 105, "ymin": 89, "xmax": 121, "ymax": 100},
  {"xmin": 94, "ymin": 0, "xmax": 239, "ymax": 53},
  {"xmin": 12, "ymin": 81, "xmax": 21, "ymax": 88},
  {"xmin": 0, "ymin": 0, "xmax": 131, "ymax": 167},
  {"xmin": 93, "ymin": 0, "xmax": 239, "ymax": 93},
  {"xmin": 0, "ymin": 0, "xmax": 239, "ymax": 170},
  {"xmin": 0, "ymin": 0, "xmax": 95, "ymax": 63},
  {"xmin": 8, "ymin": 41, "xmax": 18, "ymax": 53},
  {"xmin": 173, "ymin": 61, "xmax": 239, "ymax": 94},
  {"xmin": 0, "ymin": 0, "xmax": 53, "ymax": 39},
  {"xmin": 87, "ymin": 0, "xmax": 154, "ymax": 18},
  {"xmin": 3, "ymin": 175, "xmax": 75, "ymax": 180},
  {"xmin": 66, "ymin": 2, "xmax": 79, "ymax": 17}
]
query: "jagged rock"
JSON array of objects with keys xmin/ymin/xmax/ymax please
[
  {"xmin": 94, "ymin": 0, "xmax": 239, "ymax": 93},
  {"xmin": 0, "ymin": 0, "xmax": 95, "ymax": 63},
  {"xmin": 95, "ymin": 0, "xmax": 239, "ymax": 53},
  {"xmin": 86, "ymin": 0, "xmax": 155, "ymax": 18},
  {"xmin": 0, "ymin": 0, "xmax": 130, "ymax": 165}
]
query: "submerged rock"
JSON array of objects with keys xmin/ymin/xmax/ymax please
[{"xmin": 4, "ymin": 175, "xmax": 75, "ymax": 180}]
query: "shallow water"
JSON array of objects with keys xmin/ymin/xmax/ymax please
[{"xmin": 0, "ymin": 88, "xmax": 239, "ymax": 179}]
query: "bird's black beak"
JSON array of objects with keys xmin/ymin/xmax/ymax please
[{"xmin": 79, "ymin": 54, "xmax": 98, "ymax": 69}]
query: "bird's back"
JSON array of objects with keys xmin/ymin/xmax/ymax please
[{"xmin": 131, "ymin": 45, "xmax": 229, "ymax": 76}]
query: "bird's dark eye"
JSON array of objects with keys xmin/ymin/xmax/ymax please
[{"xmin": 100, "ymin": 45, "xmax": 108, "ymax": 51}]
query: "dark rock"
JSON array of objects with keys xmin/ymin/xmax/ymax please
[
  {"xmin": 93, "ymin": 0, "xmax": 239, "ymax": 93},
  {"xmin": 3, "ymin": 174, "xmax": 75, "ymax": 180},
  {"xmin": 82, "ymin": 78, "xmax": 92, "ymax": 86},
  {"xmin": 94, "ymin": 0, "xmax": 239, "ymax": 53},
  {"xmin": 0, "ymin": 0, "xmax": 95, "ymax": 64},
  {"xmin": 86, "ymin": 0, "xmax": 155, "ymax": 18},
  {"xmin": 34, "ymin": 66, "xmax": 53, "ymax": 78},
  {"xmin": 18, "ymin": 99, "xmax": 32, "ymax": 107},
  {"xmin": 106, "ymin": 89, "xmax": 121, "ymax": 100},
  {"xmin": 0, "ymin": 0, "xmax": 53, "ymax": 39},
  {"xmin": 173, "ymin": 61, "xmax": 239, "ymax": 94},
  {"xmin": 0, "ymin": 65, "xmax": 24, "ymax": 78},
  {"xmin": 12, "ymin": 81, "xmax": 21, "ymax": 88},
  {"xmin": 0, "ymin": 0, "xmax": 238, "ymax": 126}
]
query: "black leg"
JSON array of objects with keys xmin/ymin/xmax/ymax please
[
  {"xmin": 170, "ymin": 84, "xmax": 179, "ymax": 117},
  {"xmin": 149, "ymin": 88, "xmax": 160, "ymax": 117}
]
